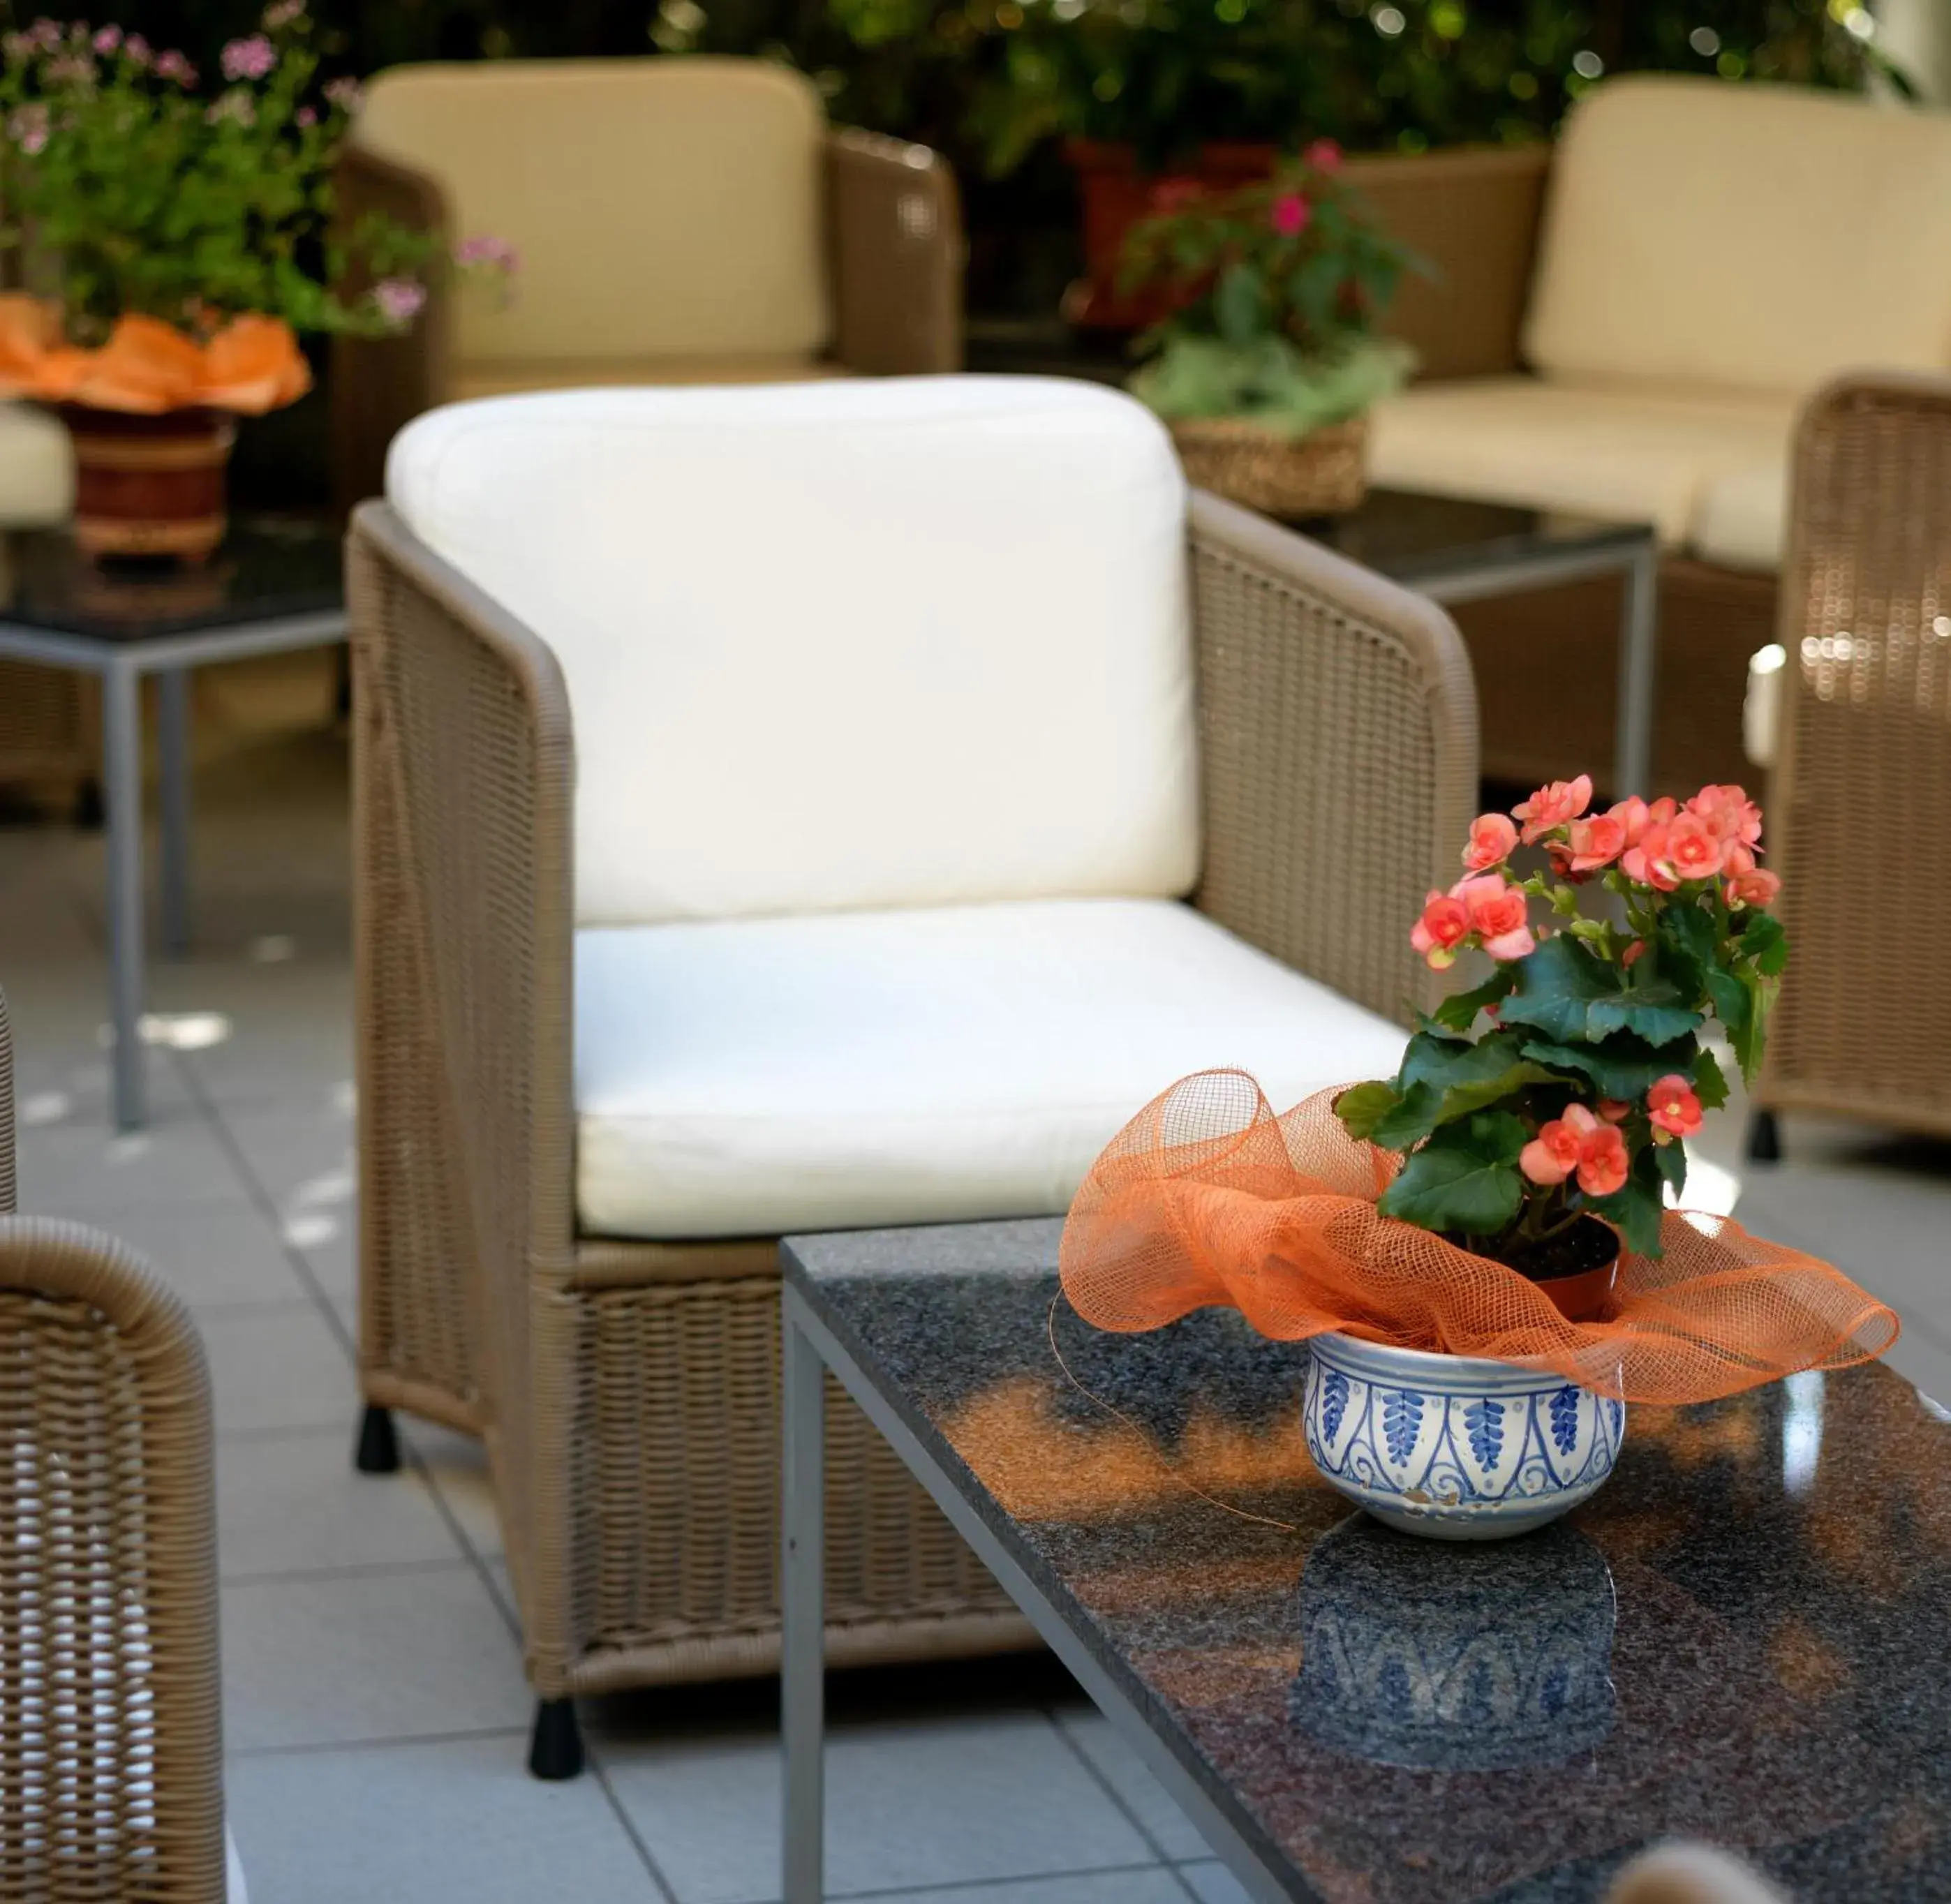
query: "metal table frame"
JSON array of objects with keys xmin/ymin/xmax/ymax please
[
  {"xmin": 780, "ymin": 1282, "xmax": 1298, "ymax": 1904},
  {"xmin": 0, "ymin": 609, "xmax": 349, "ymax": 1129},
  {"xmin": 1387, "ymin": 530, "xmax": 1662, "ymax": 802}
]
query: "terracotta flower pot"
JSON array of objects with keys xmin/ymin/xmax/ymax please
[
  {"xmin": 1062, "ymin": 137, "xmax": 1280, "ymax": 332},
  {"xmin": 57, "ymin": 404, "xmax": 237, "ymax": 563}
]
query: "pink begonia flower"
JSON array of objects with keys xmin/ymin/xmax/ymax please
[
  {"xmin": 1410, "ymin": 889, "xmax": 1471, "ymax": 969},
  {"xmin": 372, "ymin": 277, "xmax": 427, "ymax": 325},
  {"xmin": 1552, "ymin": 810, "xmax": 1627, "ymax": 877},
  {"xmin": 1460, "ymin": 811, "xmax": 1518, "ymax": 872},
  {"xmin": 1597, "ymin": 1099, "xmax": 1631, "ymax": 1124},
  {"xmin": 1726, "ymin": 866, "xmax": 1782, "ymax": 909},
  {"xmin": 1520, "ymin": 1116, "xmax": 1583, "ymax": 1187},
  {"xmin": 156, "ymin": 50, "xmax": 197, "ymax": 83},
  {"xmin": 221, "ymin": 33, "xmax": 276, "ymax": 81},
  {"xmin": 1620, "ymin": 937, "xmax": 1647, "ymax": 969},
  {"xmin": 92, "ymin": 24, "xmax": 120, "ymax": 52},
  {"xmin": 1304, "ymin": 137, "xmax": 1342, "ymax": 173},
  {"xmin": 1269, "ymin": 192, "xmax": 1310, "ymax": 237},
  {"xmin": 1453, "ymin": 873, "xmax": 1534, "ymax": 962},
  {"xmin": 1687, "ymin": 782, "xmax": 1763, "ymax": 850},
  {"xmin": 1574, "ymin": 1119, "xmax": 1629, "ymax": 1196},
  {"xmin": 1654, "ymin": 810, "xmax": 1726, "ymax": 885},
  {"xmin": 1647, "ymin": 1073, "xmax": 1703, "ymax": 1142},
  {"xmin": 1512, "ymin": 773, "xmax": 1593, "ymax": 845}
]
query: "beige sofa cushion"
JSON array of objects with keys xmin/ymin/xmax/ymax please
[
  {"xmin": 357, "ymin": 58, "xmax": 830, "ymax": 369},
  {"xmin": 450, "ymin": 357, "xmax": 849, "ymax": 401},
  {"xmin": 1525, "ymin": 77, "xmax": 1951, "ymax": 401},
  {"xmin": 1369, "ymin": 375, "xmax": 1793, "ymax": 548},
  {"xmin": 1690, "ymin": 459, "xmax": 1789, "ymax": 574}
]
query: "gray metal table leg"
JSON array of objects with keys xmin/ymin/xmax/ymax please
[
  {"xmin": 101, "ymin": 660, "xmax": 146, "ymax": 1131},
  {"xmin": 158, "ymin": 668, "xmax": 192, "ymax": 958},
  {"xmin": 782, "ymin": 1296, "xmax": 826, "ymax": 1904},
  {"xmin": 1615, "ymin": 543, "xmax": 1661, "ymax": 800}
]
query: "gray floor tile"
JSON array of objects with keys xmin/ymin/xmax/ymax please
[
  {"xmin": 403, "ymin": 1417, "xmax": 505, "ymax": 1560},
  {"xmin": 223, "ymin": 1565, "xmax": 531, "ymax": 1751},
  {"xmin": 21, "ymin": 1200, "xmax": 314, "ymax": 1312},
  {"xmin": 200, "ymin": 1304, "xmax": 357, "ymax": 1438},
  {"xmin": 227, "ymin": 1734, "xmax": 662, "ymax": 1904},
  {"xmin": 1053, "ymin": 1707, "xmax": 1210, "ymax": 1863},
  {"xmin": 216, "ymin": 1427, "xmax": 467, "ymax": 1581},
  {"xmin": 14, "ymin": 1106, "xmax": 248, "ymax": 1209},
  {"xmin": 870, "ymin": 1872, "xmax": 1190, "ymax": 1904},
  {"xmin": 600, "ymin": 1713, "xmax": 1155, "ymax": 1904},
  {"xmin": 205, "ymin": 1093, "xmax": 358, "ymax": 1212},
  {"xmin": 1178, "ymin": 1861, "xmax": 1252, "ymax": 1904}
]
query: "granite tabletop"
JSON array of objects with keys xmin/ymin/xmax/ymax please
[{"xmin": 782, "ymin": 1217, "xmax": 1951, "ymax": 1904}]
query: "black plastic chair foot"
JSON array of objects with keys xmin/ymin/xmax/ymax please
[
  {"xmin": 528, "ymin": 1697, "xmax": 584, "ymax": 1780},
  {"xmin": 353, "ymin": 1403, "xmax": 400, "ymax": 1474},
  {"xmin": 1746, "ymin": 1109, "xmax": 1782, "ymax": 1163}
]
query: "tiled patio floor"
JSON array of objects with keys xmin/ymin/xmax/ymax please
[{"xmin": 3, "ymin": 692, "xmax": 1949, "ymax": 1903}]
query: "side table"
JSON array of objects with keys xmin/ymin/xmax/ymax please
[{"xmin": 0, "ymin": 520, "xmax": 346, "ymax": 1129}]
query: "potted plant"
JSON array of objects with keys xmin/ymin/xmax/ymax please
[
  {"xmin": 0, "ymin": 6, "xmax": 511, "ymax": 560},
  {"xmin": 1120, "ymin": 147, "xmax": 1418, "ymax": 518}
]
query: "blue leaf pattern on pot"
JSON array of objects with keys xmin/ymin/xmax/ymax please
[
  {"xmin": 1381, "ymin": 1388, "xmax": 1423, "ymax": 1464},
  {"xmin": 1321, "ymin": 1367, "xmax": 1349, "ymax": 1445},
  {"xmin": 1550, "ymin": 1385, "xmax": 1581, "ymax": 1455},
  {"xmin": 1303, "ymin": 1334, "xmax": 1624, "ymax": 1540},
  {"xmin": 1464, "ymin": 1397, "xmax": 1504, "ymax": 1470}
]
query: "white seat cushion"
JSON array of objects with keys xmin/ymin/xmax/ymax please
[
  {"xmin": 574, "ymin": 898, "xmax": 1407, "ymax": 1237},
  {"xmin": 1369, "ymin": 375, "xmax": 1794, "ymax": 550},
  {"xmin": 1525, "ymin": 76, "xmax": 1951, "ymax": 401},
  {"xmin": 388, "ymin": 378, "xmax": 1199, "ymax": 927},
  {"xmin": 1690, "ymin": 458, "xmax": 1789, "ymax": 573}
]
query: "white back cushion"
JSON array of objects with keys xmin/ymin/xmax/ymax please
[
  {"xmin": 386, "ymin": 378, "xmax": 1200, "ymax": 925},
  {"xmin": 1526, "ymin": 77, "xmax": 1951, "ymax": 399},
  {"xmin": 357, "ymin": 59, "xmax": 829, "ymax": 364}
]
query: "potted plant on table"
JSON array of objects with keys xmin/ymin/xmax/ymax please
[
  {"xmin": 1119, "ymin": 145, "xmax": 1418, "ymax": 518},
  {"xmin": 0, "ymin": 5, "xmax": 511, "ymax": 561}
]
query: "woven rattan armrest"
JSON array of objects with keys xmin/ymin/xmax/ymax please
[
  {"xmin": 0, "ymin": 1216, "xmax": 223, "ymax": 1900},
  {"xmin": 330, "ymin": 143, "xmax": 452, "ymax": 516},
  {"xmin": 1187, "ymin": 489, "xmax": 1480, "ymax": 1027},
  {"xmin": 1, "ymin": 982, "xmax": 13, "ymax": 1214},
  {"xmin": 825, "ymin": 128, "xmax": 963, "ymax": 374}
]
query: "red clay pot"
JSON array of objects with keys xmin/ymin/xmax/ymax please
[
  {"xmin": 1062, "ymin": 137, "xmax": 1282, "ymax": 332},
  {"xmin": 59, "ymin": 404, "xmax": 236, "ymax": 563}
]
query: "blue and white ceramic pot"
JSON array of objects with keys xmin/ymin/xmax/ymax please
[{"xmin": 1301, "ymin": 1332, "xmax": 1624, "ymax": 1540}]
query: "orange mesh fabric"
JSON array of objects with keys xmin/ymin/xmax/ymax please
[{"xmin": 1059, "ymin": 1072, "xmax": 1898, "ymax": 1404}]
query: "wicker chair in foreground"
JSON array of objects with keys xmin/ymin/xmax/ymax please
[
  {"xmin": 348, "ymin": 376, "xmax": 1478, "ymax": 1777},
  {"xmin": 332, "ymin": 56, "xmax": 963, "ymax": 513},
  {"xmin": 1744, "ymin": 372, "xmax": 1951, "ymax": 1158},
  {"xmin": 0, "ymin": 988, "xmax": 244, "ymax": 1900}
]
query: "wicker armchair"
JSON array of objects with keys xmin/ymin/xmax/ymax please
[
  {"xmin": 0, "ymin": 988, "xmax": 242, "ymax": 1900},
  {"xmin": 1746, "ymin": 373, "xmax": 1951, "ymax": 1154},
  {"xmin": 1356, "ymin": 80, "xmax": 1951, "ymax": 798},
  {"xmin": 331, "ymin": 57, "xmax": 963, "ymax": 513},
  {"xmin": 347, "ymin": 378, "xmax": 1477, "ymax": 1778}
]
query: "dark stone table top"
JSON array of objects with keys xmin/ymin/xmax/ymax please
[{"xmin": 782, "ymin": 1217, "xmax": 1951, "ymax": 1904}]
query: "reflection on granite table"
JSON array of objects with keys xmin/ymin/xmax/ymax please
[{"xmin": 789, "ymin": 1223, "xmax": 1951, "ymax": 1904}]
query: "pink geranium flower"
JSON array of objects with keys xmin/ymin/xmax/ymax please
[
  {"xmin": 371, "ymin": 277, "xmax": 427, "ymax": 325},
  {"xmin": 1410, "ymin": 890, "xmax": 1471, "ymax": 969},
  {"xmin": 1304, "ymin": 137, "xmax": 1342, "ymax": 173},
  {"xmin": 1270, "ymin": 192, "xmax": 1310, "ymax": 237},
  {"xmin": 221, "ymin": 33, "xmax": 276, "ymax": 80},
  {"xmin": 1453, "ymin": 874, "xmax": 1534, "ymax": 962},
  {"xmin": 1647, "ymin": 1074, "xmax": 1703, "ymax": 1142},
  {"xmin": 92, "ymin": 24, "xmax": 119, "ymax": 52},
  {"xmin": 1461, "ymin": 812, "xmax": 1518, "ymax": 872},
  {"xmin": 1512, "ymin": 773, "xmax": 1593, "ymax": 845}
]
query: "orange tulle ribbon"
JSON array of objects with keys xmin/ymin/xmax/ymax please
[
  {"xmin": 1059, "ymin": 1071, "xmax": 1899, "ymax": 1404},
  {"xmin": 0, "ymin": 295, "xmax": 311, "ymax": 415}
]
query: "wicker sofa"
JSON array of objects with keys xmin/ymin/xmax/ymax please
[
  {"xmin": 347, "ymin": 375, "xmax": 1477, "ymax": 1776},
  {"xmin": 0, "ymin": 987, "xmax": 246, "ymax": 1900},
  {"xmin": 331, "ymin": 57, "xmax": 963, "ymax": 512},
  {"xmin": 1739, "ymin": 373, "xmax": 1951, "ymax": 1154},
  {"xmin": 1356, "ymin": 77, "xmax": 1951, "ymax": 798}
]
